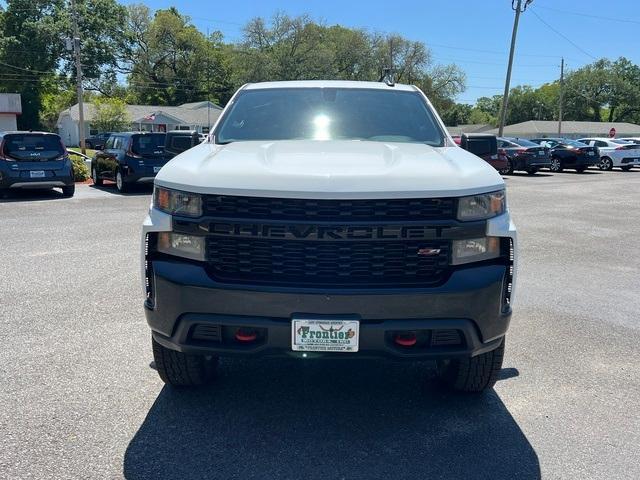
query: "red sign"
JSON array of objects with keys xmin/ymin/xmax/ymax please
[{"xmin": 609, "ymin": 127, "xmax": 616, "ymax": 138}]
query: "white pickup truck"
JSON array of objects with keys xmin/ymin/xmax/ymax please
[{"xmin": 141, "ymin": 80, "xmax": 517, "ymax": 393}]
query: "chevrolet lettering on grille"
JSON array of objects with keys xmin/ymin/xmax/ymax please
[{"xmin": 205, "ymin": 223, "xmax": 453, "ymax": 241}]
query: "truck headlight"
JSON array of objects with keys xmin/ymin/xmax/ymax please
[
  {"xmin": 451, "ymin": 237, "xmax": 500, "ymax": 265},
  {"xmin": 157, "ymin": 232, "xmax": 206, "ymax": 261},
  {"xmin": 153, "ymin": 186, "xmax": 202, "ymax": 217},
  {"xmin": 457, "ymin": 190, "xmax": 506, "ymax": 221}
]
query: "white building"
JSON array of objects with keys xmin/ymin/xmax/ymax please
[
  {"xmin": 0, "ymin": 93, "xmax": 22, "ymax": 131},
  {"xmin": 57, "ymin": 101, "xmax": 223, "ymax": 146}
]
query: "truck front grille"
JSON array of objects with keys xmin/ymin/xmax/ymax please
[
  {"xmin": 196, "ymin": 194, "xmax": 465, "ymax": 288},
  {"xmin": 206, "ymin": 238, "xmax": 450, "ymax": 287},
  {"xmin": 203, "ymin": 195, "xmax": 456, "ymax": 221}
]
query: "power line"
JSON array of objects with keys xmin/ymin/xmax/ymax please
[
  {"xmin": 432, "ymin": 55, "xmax": 556, "ymax": 68},
  {"xmin": 529, "ymin": 9, "xmax": 596, "ymax": 60},
  {"xmin": 535, "ymin": 5, "xmax": 640, "ymax": 25},
  {"xmin": 427, "ymin": 42, "xmax": 564, "ymax": 59}
]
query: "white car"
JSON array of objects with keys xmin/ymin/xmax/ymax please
[
  {"xmin": 577, "ymin": 137, "xmax": 640, "ymax": 171},
  {"xmin": 142, "ymin": 80, "xmax": 517, "ymax": 393}
]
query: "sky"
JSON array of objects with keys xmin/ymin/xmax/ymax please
[{"xmin": 122, "ymin": 0, "xmax": 639, "ymax": 104}]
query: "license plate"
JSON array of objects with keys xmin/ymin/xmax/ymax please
[
  {"xmin": 153, "ymin": 166, "xmax": 161, "ymax": 173},
  {"xmin": 538, "ymin": 151, "xmax": 545, "ymax": 156},
  {"xmin": 30, "ymin": 170, "xmax": 45, "ymax": 178},
  {"xmin": 588, "ymin": 151, "xmax": 595, "ymax": 156},
  {"xmin": 292, "ymin": 319, "xmax": 360, "ymax": 352}
]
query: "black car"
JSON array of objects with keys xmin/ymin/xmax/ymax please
[
  {"xmin": 85, "ymin": 132, "xmax": 113, "ymax": 150},
  {"xmin": 497, "ymin": 137, "xmax": 551, "ymax": 175},
  {"xmin": 530, "ymin": 138, "xmax": 599, "ymax": 173},
  {"xmin": 91, "ymin": 132, "xmax": 168, "ymax": 192},
  {"xmin": 164, "ymin": 130, "xmax": 201, "ymax": 158},
  {"xmin": 0, "ymin": 131, "xmax": 75, "ymax": 197}
]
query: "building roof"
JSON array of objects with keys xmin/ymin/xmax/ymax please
[
  {"xmin": 58, "ymin": 100, "xmax": 223, "ymax": 127},
  {"xmin": 486, "ymin": 120, "xmax": 640, "ymax": 137},
  {"xmin": 446, "ymin": 124, "xmax": 494, "ymax": 136}
]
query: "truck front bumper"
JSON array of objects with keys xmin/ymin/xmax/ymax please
[{"xmin": 145, "ymin": 260, "xmax": 511, "ymax": 360}]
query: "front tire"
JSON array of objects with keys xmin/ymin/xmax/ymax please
[
  {"xmin": 576, "ymin": 167, "xmax": 586, "ymax": 173},
  {"xmin": 526, "ymin": 167, "xmax": 538, "ymax": 175},
  {"xmin": 437, "ymin": 338, "xmax": 505, "ymax": 393},
  {"xmin": 550, "ymin": 157, "xmax": 563, "ymax": 172},
  {"xmin": 152, "ymin": 336, "xmax": 218, "ymax": 387},
  {"xmin": 61, "ymin": 184, "xmax": 75, "ymax": 197},
  {"xmin": 599, "ymin": 157, "xmax": 613, "ymax": 171}
]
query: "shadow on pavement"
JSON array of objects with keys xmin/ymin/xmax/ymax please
[
  {"xmin": 0, "ymin": 188, "xmax": 65, "ymax": 202},
  {"xmin": 504, "ymin": 172, "xmax": 554, "ymax": 178},
  {"xmin": 89, "ymin": 183, "xmax": 152, "ymax": 196},
  {"xmin": 124, "ymin": 359, "xmax": 539, "ymax": 480}
]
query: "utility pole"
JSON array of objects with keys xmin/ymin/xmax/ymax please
[
  {"xmin": 206, "ymin": 28, "xmax": 211, "ymax": 134},
  {"xmin": 498, "ymin": 0, "xmax": 534, "ymax": 137},
  {"xmin": 70, "ymin": 0, "xmax": 86, "ymax": 154},
  {"xmin": 558, "ymin": 57, "xmax": 564, "ymax": 136}
]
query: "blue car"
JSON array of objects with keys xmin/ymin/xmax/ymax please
[{"xmin": 0, "ymin": 131, "xmax": 75, "ymax": 197}]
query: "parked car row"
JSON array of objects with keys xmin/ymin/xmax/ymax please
[
  {"xmin": 0, "ymin": 129, "xmax": 206, "ymax": 197},
  {"xmin": 456, "ymin": 133, "xmax": 639, "ymax": 174}
]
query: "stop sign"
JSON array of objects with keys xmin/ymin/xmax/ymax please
[{"xmin": 609, "ymin": 127, "xmax": 616, "ymax": 138}]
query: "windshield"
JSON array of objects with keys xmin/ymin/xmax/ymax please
[
  {"xmin": 132, "ymin": 134, "xmax": 166, "ymax": 156},
  {"xmin": 511, "ymin": 138, "xmax": 539, "ymax": 147},
  {"xmin": 2, "ymin": 134, "xmax": 65, "ymax": 161},
  {"xmin": 215, "ymin": 88, "xmax": 445, "ymax": 146},
  {"xmin": 611, "ymin": 139, "xmax": 632, "ymax": 144}
]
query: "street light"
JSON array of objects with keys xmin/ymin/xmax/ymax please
[{"xmin": 498, "ymin": 0, "xmax": 533, "ymax": 136}]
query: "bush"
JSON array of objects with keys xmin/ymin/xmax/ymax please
[{"xmin": 69, "ymin": 153, "xmax": 90, "ymax": 181}]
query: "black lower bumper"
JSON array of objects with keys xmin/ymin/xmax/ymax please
[
  {"xmin": 123, "ymin": 172, "xmax": 156, "ymax": 184},
  {"xmin": 0, "ymin": 173, "xmax": 74, "ymax": 189},
  {"xmin": 145, "ymin": 260, "xmax": 511, "ymax": 359},
  {"xmin": 513, "ymin": 156, "xmax": 551, "ymax": 170}
]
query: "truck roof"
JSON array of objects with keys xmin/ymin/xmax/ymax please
[{"xmin": 243, "ymin": 80, "xmax": 418, "ymax": 92}]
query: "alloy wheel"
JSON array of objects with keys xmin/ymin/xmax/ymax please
[
  {"xmin": 116, "ymin": 171, "xmax": 123, "ymax": 191},
  {"xmin": 599, "ymin": 157, "xmax": 613, "ymax": 170}
]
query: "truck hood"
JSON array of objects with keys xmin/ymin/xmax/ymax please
[{"xmin": 155, "ymin": 140, "xmax": 504, "ymax": 199}]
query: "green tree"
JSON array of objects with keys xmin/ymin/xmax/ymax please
[
  {"xmin": 91, "ymin": 96, "xmax": 130, "ymax": 132},
  {"xmin": 0, "ymin": 0, "xmax": 65, "ymax": 129},
  {"xmin": 231, "ymin": 14, "xmax": 465, "ymax": 109},
  {"xmin": 606, "ymin": 57, "xmax": 640, "ymax": 122},
  {"xmin": 124, "ymin": 5, "xmax": 233, "ymax": 105},
  {"xmin": 440, "ymin": 103, "xmax": 472, "ymax": 126},
  {"xmin": 40, "ymin": 79, "xmax": 77, "ymax": 131},
  {"xmin": 0, "ymin": 0, "xmax": 132, "ymax": 130},
  {"xmin": 475, "ymin": 95, "xmax": 502, "ymax": 119}
]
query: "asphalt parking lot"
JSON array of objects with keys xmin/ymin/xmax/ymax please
[{"xmin": 1, "ymin": 170, "xmax": 639, "ymax": 479}]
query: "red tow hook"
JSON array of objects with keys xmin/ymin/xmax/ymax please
[
  {"xmin": 395, "ymin": 332, "xmax": 417, "ymax": 347},
  {"xmin": 235, "ymin": 329, "xmax": 257, "ymax": 342}
]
